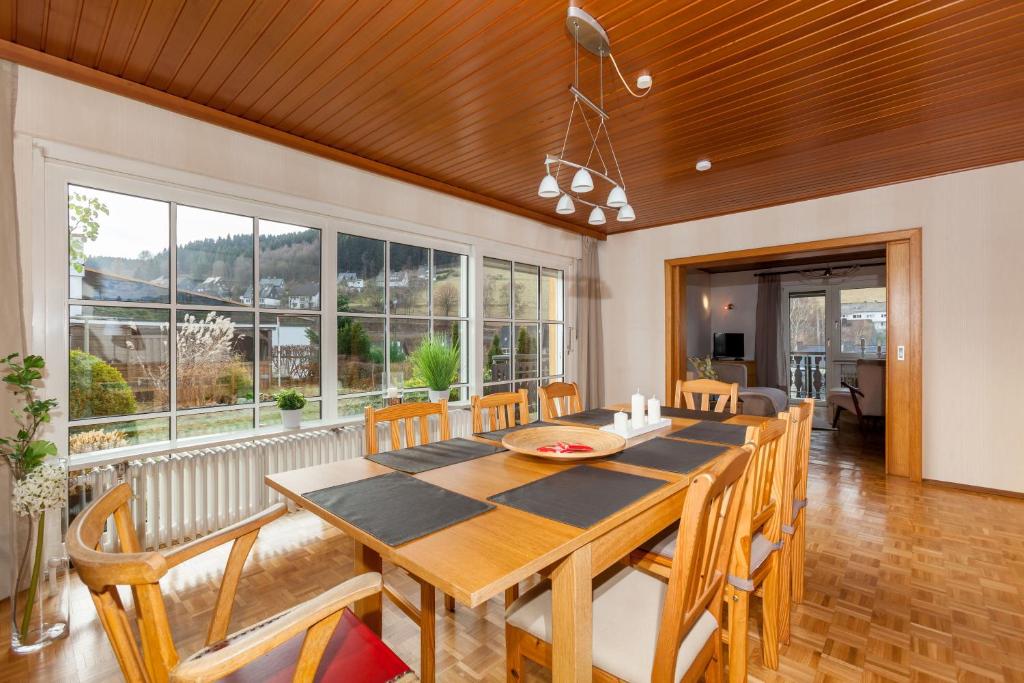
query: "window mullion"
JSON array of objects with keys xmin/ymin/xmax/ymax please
[
  {"xmin": 252, "ymin": 216, "xmax": 260, "ymax": 429},
  {"xmin": 169, "ymin": 201, "xmax": 178, "ymax": 442},
  {"xmin": 323, "ymin": 225, "xmax": 338, "ymax": 422}
]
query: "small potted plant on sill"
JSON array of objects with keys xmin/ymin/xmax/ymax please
[
  {"xmin": 273, "ymin": 389, "xmax": 307, "ymax": 429},
  {"xmin": 410, "ymin": 334, "xmax": 460, "ymax": 403}
]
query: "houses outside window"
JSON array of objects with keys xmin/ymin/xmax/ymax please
[
  {"xmin": 336, "ymin": 234, "xmax": 469, "ymax": 415},
  {"xmin": 66, "ymin": 185, "xmax": 323, "ymax": 454}
]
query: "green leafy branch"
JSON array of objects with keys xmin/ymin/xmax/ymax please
[
  {"xmin": 1, "ymin": 354, "xmax": 58, "ymax": 478},
  {"xmin": 68, "ymin": 192, "xmax": 108, "ymax": 274}
]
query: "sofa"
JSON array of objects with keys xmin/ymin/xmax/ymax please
[{"xmin": 711, "ymin": 361, "xmax": 789, "ymax": 417}]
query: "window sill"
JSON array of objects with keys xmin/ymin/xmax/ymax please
[{"xmin": 68, "ymin": 401, "xmax": 472, "ymax": 471}]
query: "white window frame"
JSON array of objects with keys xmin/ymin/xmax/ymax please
[
  {"xmin": 334, "ymin": 226, "xmax": 471, "ymax": 413},
  {"xmin": 32, "ymin": 147, "xmax": 575, "ymax": 467},
  {"xmin": 480, "ymin": 254, "xmax": 569, "ymax": 409}
]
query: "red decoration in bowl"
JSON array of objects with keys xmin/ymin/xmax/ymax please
[{"xmin": 536, "ymin": 442, "xmax": 595, "ymax": 454}]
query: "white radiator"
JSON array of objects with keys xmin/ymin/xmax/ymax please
[{"xmin": 69, "ymin": 410, "xmax": 472, "ymax": 551}]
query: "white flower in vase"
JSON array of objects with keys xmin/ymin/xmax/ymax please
[{"xmin": 12, "ymin": 463, "xmax": 67, "ymax": 517}]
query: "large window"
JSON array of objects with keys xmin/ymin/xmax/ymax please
[
  {"xmin": 337, "ymin": 233, "xmax": 469, "ymax": 415},
  {"xmin": 67, "ymin": 185, "xmax": 322, "ymax": 454},
  {"xmin": 482, "ymin": 257, "xmax": 564, "ymax": 415}
]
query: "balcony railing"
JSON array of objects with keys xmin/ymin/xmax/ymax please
[{"xmin": 789, "ymin": 351, "xmax": 826, "ymax": 400}]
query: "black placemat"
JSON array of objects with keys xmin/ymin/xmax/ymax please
[
  {"xmin": 476, "ymin": 421, "xmax": 552, "ymax": 442},
  {"xmin": 668, "ymin": 421, "xmax": 749, "ymax": 445},
  {"xmin": 366, "ymin": 438, "xmax": 505, "ymax": 474},
  {"xmin": 660, "ymin": 406, "xmax": 734, "ymax": 422},
  {"xmin": 488, "ymin": 465, "xmax": 666, "ymax": 528},
  {"xmin": 304, "ymin": 472, "xmax": 493, "ymax": 546},
  {"xmin": 553, "ymin": 408, "xmax": 619, "ymax": 427},
  {"xmin": 612, "ymin": 437, "xmax": 729, "ymax": 474}
]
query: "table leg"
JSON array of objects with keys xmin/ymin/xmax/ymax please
[
  {"xmin": 352, "ymin": 538, "xmax": 383, "ymax": 635},
  {"xmin": 419, "ymin": 581, "xmax": 436, "ymax": 683},
  {"xmin": 550, "ymin": 545, "xmax": 592, "ymax": 683}
]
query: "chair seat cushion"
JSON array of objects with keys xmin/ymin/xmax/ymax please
[
  {"xmin": 506, "ymin": 565, "xmax": 718, "ymax": 682},
  {"xmin": 642, "ymin": 525, "xmax": 776, "ymax": 574},
  {"xmin": 212, "ymin": 608, "xmax": 414, "ymax": 683}
]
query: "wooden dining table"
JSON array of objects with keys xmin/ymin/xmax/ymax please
[{"xmin": 265, "ymin": 405, "xmax": 772, "ymax": 683}]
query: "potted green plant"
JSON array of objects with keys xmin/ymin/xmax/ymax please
[
  {"xmin": 410, "ymin": 334, "xmax": 460, "ymax": 403},
  {"xmin": 1, "ymin": 353, "xmax": 69, "ymax": 653},
  {"xmin": 273, "ymin": 389, "xmax": 307, "ymax": 429}
]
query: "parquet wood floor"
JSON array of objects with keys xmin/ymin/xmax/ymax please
[{"xmin": 2, "ymin": 423, "xmax": 1023, "ymax": 682}]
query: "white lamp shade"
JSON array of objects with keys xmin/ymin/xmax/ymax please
[
  {"xmin": 616, "ymin": 204, "xmax": 636, "ymax": 222},
  {"xmin": 556, "ymin": 194, "xmax": 575, "ymax": 214},
  {"xmin": 606, "ymin": 185, "xmax": 627, "ymax": 208},
  {"xmin": 571, "ymin": 167, "xmax": 594, "ymax": 193},
  {"xmin": 538, "ymin": 173, "xmax": 560, "ymax": 198},
  {"xmin": 588, "ymin": 206, "xmax": 606, "ymax": 225}
]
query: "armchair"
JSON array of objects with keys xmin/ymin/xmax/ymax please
[{"xmin": 827, "ymin": 359, "xmax": 885, "ymax": 429}]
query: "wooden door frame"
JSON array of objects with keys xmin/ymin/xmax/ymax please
[{"xmin": 664, "ymin": 228, "xmax": 922, "ymax": 480}]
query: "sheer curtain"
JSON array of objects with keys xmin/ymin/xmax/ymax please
[
  {"xmin": 0, "ymin": 60, "xmax": 26, "ymax": 600},
  {"xmin": 754, "ymin": 273, "xmax": 785, "ymax": 389},
  {"xmin": 576, "ymin": 236, "xmax": 604, "ymax": 409}
]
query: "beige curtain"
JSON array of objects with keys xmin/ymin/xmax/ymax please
[
  {"xmin": 0, "ymin": 60, "xmax": 25, "ymax": 600},
  {"xmin": 576, "ymin": 236, "xmax": 604, "ymax": 409}
]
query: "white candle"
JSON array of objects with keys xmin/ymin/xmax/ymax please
[
  {"xmin": 647, "ymin": 397, "xmax": 661, "ymax": 423},
  {"xmin": 631, "ymin": 389, "xmax": 645, "ymax": 429},
  {"xmin": 614, "ymin": 411, "xmax": 629, "ymax": 435}
]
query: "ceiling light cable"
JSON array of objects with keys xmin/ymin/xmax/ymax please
[{"xmin": 609, "ymin": 53, "xmax": 652, "ymax": 98}]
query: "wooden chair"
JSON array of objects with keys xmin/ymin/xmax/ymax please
[
  {"xmin": 364, "ymin": 399, "xmax": 449, "ymax": 454},
  {"xmin": 538, "ymin": 380, "xmax": 582, "ymax": 419},
  {"xmin": 469, "ymin": 388, "xmax": 531, "ymax": 608},
  {"xmin": 779, "ymin": 399, "xmax": 814, "ymax": 644},
  {"xmin": 363, "ymin": 400, "xmax": 453, "ymax": 681},
  {"xmin": 505, "ymin": 445, "xmax": 752, "ymax": 682},
  {"xmin": 674, "ymin": 378, "xmax": 740, "ymax": 414},
  {"xmin": 631, "ymin": 416, "xmax": 790, "ymax": 677},
  {"xmin": 470, "ymin": 388, "xmax": 529, "ymax": 434},
  {"xmin": 66, "ymin": 483, "xmax": 416, "ymax": 683}
]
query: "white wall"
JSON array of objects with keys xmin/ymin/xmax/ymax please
[
  {"xmin": 600, "ymin": 161, "xmax": 1024, "ymax": 492},
  {"xmin": 708, "ymin": 272, "xmax": 758, "ymax": 360},
  {"xmin": 11, "ymin": 67, "xmax": 580, "ymax": 262}
]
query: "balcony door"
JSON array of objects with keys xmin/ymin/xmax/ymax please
[
  {"xmin": 786, "ymin": 289, "xmax": 828, "ymax": 402},
  {"xmin": 784, "ymin": 282, "xmax": 887, "ymax": 403}
]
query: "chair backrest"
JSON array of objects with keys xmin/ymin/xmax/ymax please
[
  {"xmin": 651, "ymin": 445, "xmax": 752, "ymax": 681},
  {"xmin": 675, "ymin": 378, "xmax": 740, "ymax": 414},
  {"xmin": 364, "ymin": 400, "xmax": 449, "ymax": 454},
  {"xmin": 471, "ymin": 389, "xmax": 529, "ymax": 433},
  {"xmin": 538, "ymin": 381, "xmax": 582, "ymax": 420},
  {"xmin": 856, "ymin": 359, "xmax": 886, "ymax": 416},
  {"xmin": 785, "ymin": 399, "xmax": 814, "ymax": 518},
  {"xmin": 66, "ymin": 483, "xmax": 178, "ymax": 682},
  {"xmin": 730, "ymin": 416, "xmax": 788, "ymax": 581}
]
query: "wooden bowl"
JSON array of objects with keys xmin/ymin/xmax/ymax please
[{"xmin": 502, "ymin": 426, "xmax": 626, "ymax": 461}]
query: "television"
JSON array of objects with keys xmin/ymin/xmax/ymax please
[{"xmin": 713, "ymin": 332, "xmax": 744, "ymax": 359}]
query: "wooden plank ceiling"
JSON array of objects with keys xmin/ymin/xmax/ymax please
[{"xmin": 2, "ymin": 0, "xmax": 1023, "ymax": 237}]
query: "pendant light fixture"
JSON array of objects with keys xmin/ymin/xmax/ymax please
[
  {"xmin": 556, "ymin": 193, "xmax": 576, "ymax": 214},
  {"xmin": 537, "ymin": 169, "xmax": 560, "ymax": 198},
  {"xmin": 535, "ymin": 6, "xmax": 653, "ymax": 225}
]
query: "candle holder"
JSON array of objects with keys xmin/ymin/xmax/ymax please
[{"xmin": 383, "ymin": 371, "xmax": 404, "ymax": 407}]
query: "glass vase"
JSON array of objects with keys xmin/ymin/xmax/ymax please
[{"xmin": 8, "ymin": 457, "xmax": 70, "ymax": 654}]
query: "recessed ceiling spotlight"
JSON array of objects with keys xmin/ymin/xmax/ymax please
[{"xmin": 695, "ymin": 159, "xmax": 712, "ymax": 172}]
